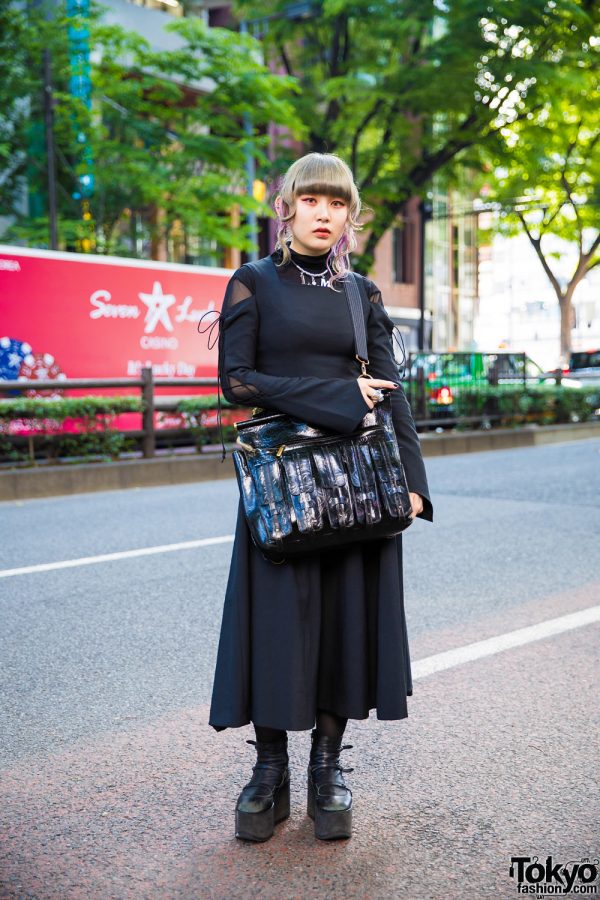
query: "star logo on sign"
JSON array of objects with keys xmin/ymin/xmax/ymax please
[{"xmin": 139, "ymin": 282, "xmax": 176, "ymax": 333}]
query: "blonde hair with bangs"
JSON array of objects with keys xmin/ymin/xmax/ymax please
[{"xmin": 274, "ymin": 152, "xmax": 363, "ymax": 289}]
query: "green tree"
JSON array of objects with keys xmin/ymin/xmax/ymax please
[
  {"xmin": 0, "ymin": 4, "xmax": 29, "ymax": 213},
  {"xmin": 1, "ymin": 3, "xmax": 302, "ymax": 258},
  {"xmin": 87, "ymin": 15, "xmax": 303, "ymax": 257},
  {"xmin": 0, "ymin": 3, "xmax": 77, "ymax": 228},
  {"xmin": 478, "ymin": 62, "xmax": 599, "ymax": 363},
  {"xmin": 234, "ymin": 0, "xmax": 598, "ymax": 273}
]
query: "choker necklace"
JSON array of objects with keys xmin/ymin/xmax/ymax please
[{"xmin": 291, "ymin": 259, "xmax": 331, "ymax": 287}]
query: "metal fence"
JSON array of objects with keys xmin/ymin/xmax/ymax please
[
  {"xmin": 402, "ymin": 351, "xmax": 568, "ymax": 429},
  {"xmin": 0, "ymin": 372, "xmax": 219, "ymax": 459},
  {"xmin": 0, "ymin": 352, "xmax": 588, "ymax": 463}
]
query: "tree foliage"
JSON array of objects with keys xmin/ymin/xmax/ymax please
[
  {"xmin": 3, "ymin": 0, "xmax": 597, "ymax": 277},
  {"xmin": 234, "ymin": 0, "xmax": 599, "ymax": 272},
  {"xmin": 0, "ymin": 4, "xmax": 73, "ymax": 218},
  {"xmin": 1, "ymin": 2, "xmax": 302, "ymax": 257},
  {"xmin": 478, "ymin": 52, "xmax": 599, "ymax": 360}
]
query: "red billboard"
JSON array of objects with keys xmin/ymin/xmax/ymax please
[
  {"xmin": 0, "ymin": 245, "xmax": 231, "ymax": 382},
  {"xmin": 0, "ymin": 245, "xmax": 232, "ymax": 435}
]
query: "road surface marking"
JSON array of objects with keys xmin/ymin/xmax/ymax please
[
  {"xmin": 2, "ymin": 543, "xmax": 599, "ymax": 683},
  {"xmin": 0, "ymin": 535, "xmax": 235, "ymax": 578},
  {"xmin": 412, "ymin": 604, "xmax": 600, "ymax": 680}
]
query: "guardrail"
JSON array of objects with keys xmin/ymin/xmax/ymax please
[
  {"xmin": 401, "ymin": 351, "xmax": 575, "ymax": 429},
  {"xmin": 0, "ymin": 353, "xmax": 593, "ymax": 465},
  {"xmin": 0, "ymin": 368, "xmax": 220, "ymax": 459}
]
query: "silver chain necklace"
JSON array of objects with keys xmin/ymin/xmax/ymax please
[{"xmin": 291, "ymin": 259, "xmax": 331, "ymax": 287}]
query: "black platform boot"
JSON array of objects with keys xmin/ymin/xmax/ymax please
[
  {"xmin": 235, "ymin": 736, "xmax": 290, "ymax": 842},
  {"xmin": 307, "ymin": 729, "xmax": 354, "ymax": 840}
]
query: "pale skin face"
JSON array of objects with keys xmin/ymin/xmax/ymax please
[
  {"xmin": 274, "ymin": 192, "xmax": 424, "ymax": 519},
  {"xmin": 276, "ymin": 192, "xmax": 348, "ymax": 256}
]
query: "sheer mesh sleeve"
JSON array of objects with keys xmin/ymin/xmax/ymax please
[
  {"xmin": 362, "ymin": 276, "xmax": 434, "ymax": 524},
  {"xmin": 363, "ymin": 277, "xmax": 384, "ymax": 306},
  {"xmin": 218, "ymin": 271, "xmax": 262, "ymax": 404},
  {"xmin": 228, "ymin": 275, "xmax": 255, "ymax": 307}
]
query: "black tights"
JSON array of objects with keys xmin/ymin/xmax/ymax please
[{"xmin": 254, "ymin": 709, "xmax": 347, "ymax": 743}]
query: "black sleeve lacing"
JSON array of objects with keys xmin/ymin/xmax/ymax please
[
  {"xmin": 197, "ymin": 305, "xmax": 228, "ymax": 462},
  {"xmin": 197, "ymin": 271, "xmax": 257, "ymax": 462}
]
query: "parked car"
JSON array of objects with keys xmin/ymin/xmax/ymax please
[
  {"xmin": 407, "ymin": 351, "xmax": 583, "ymax": 424},
  {"xmin": 561, "ymin": 349, "xmax": 600, "ymax": 387}
]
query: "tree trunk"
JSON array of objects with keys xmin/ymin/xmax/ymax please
[
  {"xmin": 559, "ymin": 276, "xmax": 588, "ymax": 364},
  {"xmin": 558, "ymin": 293, "xmax": 571, "ymax": 366},
  {"xmin": 149, "ymin": 206, "xmax": 167, "ymax": 262},
  {"xmin": 517, "ymin": 214, "xmax": 596, "ymax": 367}
]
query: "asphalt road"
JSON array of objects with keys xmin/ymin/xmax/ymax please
[{"xmin": 1, "ymin": 438, "xmax": 599, "ymax": 898}]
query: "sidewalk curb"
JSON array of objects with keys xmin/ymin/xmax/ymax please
[
  {"xmin": 1, "ymin": 421, "xmax": 598, "ymax": 501},
  {"xmin": 417, "ymin": 420, "xmax": 600, "ymax": 456}
]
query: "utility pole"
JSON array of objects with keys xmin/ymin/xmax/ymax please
[
  {"xmin": 238, "ymin": 19, "xmax": 259, "ymax": 263},
  {"xmin": 35, "ymin": 0, "xmax": 59, "ymax": 249}
]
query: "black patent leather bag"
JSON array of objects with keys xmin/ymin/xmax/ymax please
[
  {"xmin": 230, "ymin": 266, "xmax": 413, "ymax": 563},
  {"xmin": 232, "ymin": 390, "xmax": 413, "ymax": 563}
]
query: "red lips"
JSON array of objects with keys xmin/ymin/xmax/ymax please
[{"xmin": 313, "ymin": 229, "xmax": 330, "ymax": 235}]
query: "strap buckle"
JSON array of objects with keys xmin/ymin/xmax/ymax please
[{"xmin": 356, "ymin": 354, "xmax": 371, "ymax": 378}]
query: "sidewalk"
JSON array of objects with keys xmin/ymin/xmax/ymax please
[{"xmin": 2, "ymin": 581, "xmax": 598, "ymax": 898}]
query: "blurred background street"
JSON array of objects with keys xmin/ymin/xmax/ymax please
[
  {"xmin": 1, "ymin": 438, "xmax": 599, "ymax": 897},
  {"xmin": 1, "ymin": 0, "xmax": 599, "ymax": 470},
  {"xmin": 1, "ymin": 0, "xmax": 599, "ymax": 896}
]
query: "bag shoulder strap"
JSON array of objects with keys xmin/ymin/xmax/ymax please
[{"xmin": 343, "ymin": 272, "xmax": 370, "ymax": 376}]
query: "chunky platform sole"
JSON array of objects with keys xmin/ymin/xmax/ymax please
[
  {"xmin": 307, "ymin": 778, "xmax": 352, "ymax": 840},
  {"xmin": 235, "ymin": 778, "xmax": 290, "ymax": 842}
]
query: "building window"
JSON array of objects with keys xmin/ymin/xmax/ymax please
[
  {"xmin": 208, "ymin": 5, "xmax": 234, "ymax": 27},
  {"xmin": 452, "ymin": 223, "xmax": 460, "ymax": 289},
  {"xmin": 125, "ymin": 0, "xmax": 185, "ymax": 17},
  {"xmin": 392, "ymin": 223, "xmax": 416, "ymax": 284}
]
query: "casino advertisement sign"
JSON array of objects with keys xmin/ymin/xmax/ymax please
[{"xmin": 0, "ymin": 245, "xmax": 232, "ymax": 434}]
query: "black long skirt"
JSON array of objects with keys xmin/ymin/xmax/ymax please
[{"xmin": 208, "ymin": 498, "xmax": 413, "ymax": 732}]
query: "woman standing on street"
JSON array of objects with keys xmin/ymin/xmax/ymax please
[{"xmin": 206, "ymin": 152, "xmax": 433, "ymax": 842}]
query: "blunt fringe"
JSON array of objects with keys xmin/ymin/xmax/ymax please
[{"xmin": 273, "ymin": 152, "xmax": 363, "ymax": 290}]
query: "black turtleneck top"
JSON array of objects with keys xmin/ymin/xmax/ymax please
[
  {"xmin": 226, "ymin": 243, "xmax": 382, "ymax": 304},
  {"xmin": 278, "ymin": 244, "xmax": 331, "ymax": 272}
]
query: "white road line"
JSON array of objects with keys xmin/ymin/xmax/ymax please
[
  {"xmin": 0, "ymin": 535, "xmax": 235, "ymax": 579},
  {"xmin": 2, "ymin": 540, "xmax": 599, "ymax": 684},
  {"xmin": 412, "ymin": 604, "xmax": 600, "ymax": 680}
]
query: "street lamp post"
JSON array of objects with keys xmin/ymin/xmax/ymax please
[
  {"xmin": 239, "ymin": 2, "xmax": 321, "ymax": 262},
  {"xmin": 42, "ymin": 45, "xmax": 58, "ymax": 250}
]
